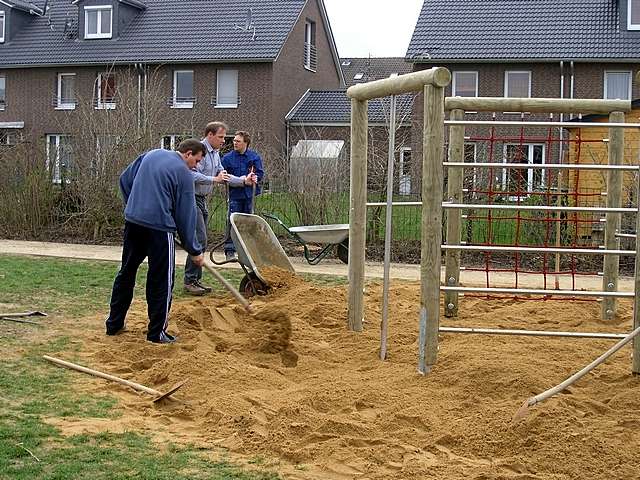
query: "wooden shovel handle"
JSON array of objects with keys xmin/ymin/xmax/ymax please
[
  {"xmin": 201, "ymin": 261, "xmax": 253, "ymax": 313},
  {"xmin": 43, "ymin": 355, "xmax": 161, "ymax": 396}
]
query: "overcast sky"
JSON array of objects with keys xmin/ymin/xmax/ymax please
[{"xmin": 323, "ymin": 0, "xmax": 424, "ymax": 58}]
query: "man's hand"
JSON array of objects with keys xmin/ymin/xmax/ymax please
[
  {"xmin": 244, "ymin": 172, "xmax": 258, "ymax": 185},
  {"xmin": 214, "ymin": 170, "xmax": 230, "ymax": 184},
  {"xmin": 191, "ymin": 253, "xmax": 205, "ymax": 267}
]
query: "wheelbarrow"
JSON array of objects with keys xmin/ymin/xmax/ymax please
[
  {"xmin": 263, "ymin": 214, "xmax": 349, "ymax": 265},
  {"xmin": 210, "ymin": 213, "xmax": 296, "ymax": 296}
]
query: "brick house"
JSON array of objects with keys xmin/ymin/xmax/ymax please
[
  {"xmin": 285, "ymin": 57, "xmax": 414, "ymax": 195},
  {"xmin": 0, "ymin": 0, "xmax": 344, "ymax": 181},
  {"xmin": 406, "ymin": 0, "xmax": 640, "ymax": 195}
]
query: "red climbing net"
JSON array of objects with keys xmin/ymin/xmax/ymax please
[{"xmin": 455, "ymin": 113, "xmax": 627, "ymax": 302}]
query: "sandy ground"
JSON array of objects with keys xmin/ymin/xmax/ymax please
[
  {"xmin": 38, "ymin": 268, "xmax": 640, "ymax": 480},
  {"xmin": 0, "ymin": 239, "xmax": 635, "ymax": 291}
]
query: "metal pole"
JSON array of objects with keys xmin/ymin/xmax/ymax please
[
  {"xmin": 443, "ymin": 203, "xmax": 636, "ymax": 214},
  {"xmin": 633, "ymin": 170, "xmax": 640, "ymax": 373},
  {"xmin": 439, "ymin": 326, "xmax": 627, "ymax": 340},
  {"xmin": 445, "ymin": 120, "xmax": 640, "ymax": 129},
  {"xmin": 380, "ymin": 94, "xmax": 397, "ymax": 360},
  {"xmin": 441, "ymin": 286, "xmax": 635, "ymax": 297},
  {"xmin": 443, "ymin": 162, "xmax": 640, "ymax": 171},
  {"xmin": 441, "ymin": 245, "xmax": 635, "ymax": 256}
]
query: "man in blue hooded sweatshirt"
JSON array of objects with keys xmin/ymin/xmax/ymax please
[{"xmin": 105, "ymin": 139, "xmax": 205, "ymax": 344}]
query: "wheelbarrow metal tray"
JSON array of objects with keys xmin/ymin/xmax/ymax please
[
  {"xmin": 230, "ymin": 213, "xmax": 295, "ymax": 285},
  {"xmin": 289, "ymin": 224, "xmax": 349, "ymax": 245}
]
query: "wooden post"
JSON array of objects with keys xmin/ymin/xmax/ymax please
[
  {"xmin": 347, "ymin": 98, "xmax": 368, "ymax": 332},
  {"xmin": 602, "ymin": 111, "xmax": 624, "ymax": 321},
  {"xmin": 444, "ymin": 108, "xmax": 465, "ymax": 317},
  {"xmin": 633, "ymin": 169, "xmax": 640, "ymax": 374},
  {"xmin": 418, "ymin": 84, "xmax": 445, "ymax": 374},
  {"xmin": 444, "ymin": 97, "xmax": 630, "ymax": 114}
]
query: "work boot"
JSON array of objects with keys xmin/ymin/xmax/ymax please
[
  {"xmin": 225, "ymin": 251, "xmax": 237, "ymax": 261},
  {"xmin": 183, "ymin": 282, "xmax": 206, "ymax": 296},
  {"xmin": 195, "ymin": 279, "xmax": 212, "ymax": 293}
]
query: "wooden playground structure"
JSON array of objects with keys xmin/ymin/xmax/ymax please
[{"xmin": 344, "ymin": 68, "xmax": 640, "ymax": 394}]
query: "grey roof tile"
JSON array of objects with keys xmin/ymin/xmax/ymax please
[
  {"xmin": 340, "ymin": 57, "xmax": 412, "ymax": 86},
  {"xmin": 407, "ymin": 0, "xmax": 640, "ymax": 60},
  {"xmin": 286, "ymin": 90, "xmax": 414, "ymax": 124},
  {"xmin": 0, "ymin": 0, "xmax": 306, "ymax": 67}
]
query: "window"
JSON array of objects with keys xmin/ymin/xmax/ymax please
[
  {"xmin": 56, "ymin": 73, "xmax": 76, "ymax": 109},
  {"xmin": 46, "ymin": 135, "xmax": 73, "ymax": 183},
  {"xmin": 604, "ymin": 71, "xmax": 632, "ymax": 100},
  {"xmin": 0, "ymin": 11, "xmax": 5, "ymax": 43},
  {"xmin": 172, "ymin": 70, "xmax": 194, "ymax": 108},
  {"xmin": 0, "ymin": 130, "xmax": 18, "ymax": 147},
  {"xmin": 503, "ymin": 144, "xmax": 545, "ymax": 194},
  {"xmin": 353, "ymin": 73, "xmax": 364, "ymax": 81},
  {"xmin": 215, "ymin": 70, "xmax": 238, "ymax": 108},
  {"xmin": 453, "ymin": 72, "xmax": 478, "ymax": 97},
  {"xmin": 505, "ymin": 71, "xmax": 531, "ymax": 98},
  {"xmin": 304, "ymin": 20, "xmax": 317, "ymax": 71},
  {"xmin": 84, "ymin": 6, "xmax": 112, "ymax": 39},
  {"xmin": 95, "ymin": 73, "xmax": 116, "ymax": 109},
  {"xmin": 399, "ymin": 147, "xmax": 412, "ymax": 195},
  {"xmin": 629, "ymin": 0, "xmax": 640, "ymax": 29},
  {"xmin": 160, "ymin": 135, "xmax": 188, "ymax": 150},
  {"xmin": 0, "ymin": 75, "xmax": 5, "ymax": 111}
]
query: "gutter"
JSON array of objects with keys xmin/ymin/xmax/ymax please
[
  {"xmin": 408, "ymin": 58, "xmax": 640, "ymax": 64},
  {"xmin": 0, "ymin": 58, "xmax": 277, "ymax": 70}
]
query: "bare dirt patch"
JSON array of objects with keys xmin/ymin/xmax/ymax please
[{"xmin": 50, "ymin": 274, "xmax": 640, "ymax": 479}]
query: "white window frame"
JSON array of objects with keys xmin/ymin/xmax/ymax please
[
  {"xmin": 628, "ymin": 0, "xmax": 640, "ymax": 30},
  {"xmin": 215, "ymin": 69, "xmax": 238, "ymax": 108},
  {"xmin": 172, "ymin": 70, "xmax": 194, "ymax": 109},
  {"xmin": 463, "ymin": 142, "xmax": 478, "ymax": 196},
  {"xmin": 399, "ymin": 147, "xmax": 412, "ymax": 196},
  {"xmin": 502, "ymin": 144, "xmax": 545, "ymax": 195},
  {"xmin": 0, "ymin": 11, "xmax": 5, "ymax": 44},
  {"xmin": 0, "ymin": 75, "xmax": 5, "ymax": 111},
  {"xmin": 46, "ymin": 134, "xmax": 72, "ymax": 184},
  {"xmin": 452, "ymin": 71, "xmax": 478, "ymax": 97},
  {"xmin": 504, "ymin": 71, "xmax": 532, "ymax": 98},
  {"xmin": 84, "ymin": 5, "xmax": 113, "ymax": 39},
  {"xmin": 604, "ymin": 71, "xmax": 632, "ymax": 100},
  {"xmin": 160, "ymin": 134, "xmax": 187, "ymax": 150},
  {"xmin": 95, "ymin": 73, "xmax": 116, "ymax": 110},
  {"xmin": 56, "ymin": 73, "xmax": 76, "ymax": 110},
  {"xmin": 304, "ymin": 20, "xmax": 316, "ymax": 72}
]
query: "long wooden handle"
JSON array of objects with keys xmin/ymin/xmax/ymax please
[
  {"xmin": 527, "ymin": 324, "xmax": 640, "ymax": 408},
  {"xmin": 43, "ymin": 355, "xmax": 162, "ymax": 396},
  {"xmin": 201, "ymin": 261, "xmax": 253, "ymax": 313}
]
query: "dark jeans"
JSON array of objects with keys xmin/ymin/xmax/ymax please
[
  {"xmin": 224, "ymin": 197, "xmax": 253, "ymax": 254},
  {"xmin": 184, "ymin": 195, "xmax": 208, "ymax": 284},
  {"xmin": 105, "ymin": 222, "xmax": 175, "ymax": 341}
]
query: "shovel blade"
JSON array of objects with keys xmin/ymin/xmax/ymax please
[{"xmin": 152, "ymin": 381, "xmax": 186, "ymax": 403}]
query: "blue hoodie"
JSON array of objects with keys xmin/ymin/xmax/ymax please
[{"xmin": 119, "ymin": 149, "xmax": 202, "ymax": 256}]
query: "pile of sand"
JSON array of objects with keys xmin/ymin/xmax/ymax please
[{"xmin": 64, "ymin": 273, "xmax": 639, "ymax": 479}]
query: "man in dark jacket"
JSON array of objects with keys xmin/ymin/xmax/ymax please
[
  {"xmin": 105, "ymin": 139, "xmax": 205, "ymax": 344},
  {"xmin": 221, "ymin": 131, "xmax": 264, "ymax": 259}
]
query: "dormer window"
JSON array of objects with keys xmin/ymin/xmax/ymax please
[
  {"xmin": 629, "ymin": 0, "xmax": 640, "ymax": 30},
  {"xmin": 84, "ymin": 6, "xmax": 112, "ymax": 39},
  {"xmin": 0, "ymin": 11, "xmax": 5, "ymax": 43}
]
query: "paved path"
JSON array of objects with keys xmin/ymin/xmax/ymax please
[{"xmin": 0, "ymin": 239, "xmax": 634, "ymax": 291}]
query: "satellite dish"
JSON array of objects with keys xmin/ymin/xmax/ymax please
[{"xmin": 234, "ymin": 8, "xmax": 256, "ymax": 41}]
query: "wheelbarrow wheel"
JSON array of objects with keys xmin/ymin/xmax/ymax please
[
  {"xmin": 239, "ymin": 273, "xmax": 268, "ymax": 297},
  {"xmin": 337, "ymin": 239, "xmax": 349, "ymax": 264}
]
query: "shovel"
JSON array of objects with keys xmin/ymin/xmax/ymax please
[
  {"xmin": 513, "ymin": 324, "xmax": 640, "ymax": 422},
  {"xmin": 43, "ymin": 355, "xmax": 185, "ymax": 403},
  {"xmin": 176, "ymin": 239, "xmax": 253, "ymax": 314}
]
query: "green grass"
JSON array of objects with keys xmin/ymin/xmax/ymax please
[
  {"xmin": 0, "ymin": 254, "xmax": 279, "ymax": 480},
  {"xmin": 0, "ymin": 254, "xmax": 245, "ymax": 316}
]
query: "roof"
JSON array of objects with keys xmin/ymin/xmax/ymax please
[
  {"xmin": 286, "ymin": 90, "xmax": 415, "ymax": 124},
  {"xmin": 0, "ymin": 0, "xmax": 43, "ymax": 14},
  {"xmin": 407, "ymin": 0, "xmax": 640, "ymax": 61},
  {"xmin": 0, "ymin": 0, "xmax": 313, "ymax": 67},
  {"xmin": 340, "ymin": 57, "xmax": 412, "ymax": 86}
]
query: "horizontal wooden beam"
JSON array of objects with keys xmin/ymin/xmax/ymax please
[
  {"xmin": 347, "ymin": 67, "xmax": 451, "ymax": 101},
  {"xmin": 444, "ymin": 97, "xmax": 630, "ymax": 114}
]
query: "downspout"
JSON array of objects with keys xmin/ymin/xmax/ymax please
[
  {"xmin": 570, "ymin": 61, "xmax": 575, "ymax": 118},
  {"xmin": 559, "ymin": 61, "xmax": 564, "ymax": 165},
  {"xmin": 136, "ymin": 63, "xmax": 142, "ymax": 132}
]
